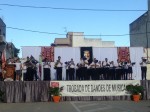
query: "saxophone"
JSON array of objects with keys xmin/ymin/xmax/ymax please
[{"xmin": 54, "ymin": 60, "xmax": 59, "ymax": 69}]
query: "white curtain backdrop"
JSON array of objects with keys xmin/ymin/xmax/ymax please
[
  {"xmin": 93, "ymin": 47, "xmax": 118, "ymax": 63},
  {"xmin": 22, "ymin": 46, "xmax": 143, "ymax": 80},
  {"xmin": 129, "ymin": 47, "xmax": 143, "ymax": 80},
  {"xmin": 22, "ymin": 46, "xmax": 41, "ymax": 61}
]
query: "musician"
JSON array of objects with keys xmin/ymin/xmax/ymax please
[
  {"xmin": 127, "ymin": 60, "xmax": 133, "ymax": 80},
  {"xmin": 25, "ymin": 56, "xmax": 35, "ymax": 81},
  {"xmin": 55, "ymin": 56, "xmax": 63, "ymax": 80},
  {"xmin": 90, "ymin": 58, "xmax": 100, "ymax": 80},
  {"xmin": 115, "ymin": 59, "xmax": 122, "ymax": 80},
  {"xmin": 43, "ymin": 58, "xmax": 51, "ymax": 81},
  {"xmin": 14, "ymin": 58, "xmax": 22, "ymax": 81},
  {"xmin": 79, "ymin": 57, "xmax": 88, "ymax": 80},
  {"xmin": 76, "ymin": 63, "xmax": 80, "ymax": 80},
  {"xmin": 140, "ymin": 57, "xmax": 147, "ymax": 80},
  {"xmin": 122, "ymin": 61, "xmax": 128, "ymax": 80},
  {"xmin": 68, "ymin": 58, "xmax": 75, "ymax": 80},
  {"xmin": 98, "ymin": 61, "xmax": 103, "ymax": 80},
  {"xmin": 102, "ymin": 58, "xmax": 110, "ymax": 80},
  {"xmin": 109, "ymin": 61, "xmax": 116, "ymax": 80},
  {"xmin": 65, "ymin": 61, "xmax": 69, "ymax": 80},
  {"xmin": 22, "ymin": 62, "xmax": 27, "ymax": 81}
]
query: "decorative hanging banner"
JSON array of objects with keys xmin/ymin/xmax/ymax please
[
  {"xmin": 80, "ymin": 47, "xmax": 93, "ymax": 64},
  {"xmin": 117, "ymin": 47, "xmax": 130, "ymax": 62},
  {"xmin": 50, "ymin": 80, "xmax": 140, "ymax": 96},
  {"xmin": 41, "ymin": 46, "xmax": 54, "ymax": 62}
]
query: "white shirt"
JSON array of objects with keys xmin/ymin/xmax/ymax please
[
  {"xmin": 15, "ymin": 62, "xmax": 21, "ymax": 70},
  {"xmin": 56, "ymin": 62, "xmax": 62, "ymax": 67},
  {"xmin": 43, "ymin": 62, "xmax": 51, "ymax": 68},
  {"xmin": 140, "ymin": 61, "xmax": 147, "ymax": 67}
]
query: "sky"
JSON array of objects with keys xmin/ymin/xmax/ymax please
[{"xmin": 0, "ymin": 0, "xmax": 148, "ymax": 57}]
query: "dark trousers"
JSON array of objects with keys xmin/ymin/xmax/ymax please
[
  {"xmin": 116, "ymin": 69, "xmax": 122, "ymax": 80},
  {"xmin": 66, "ymin": 69, "xmax": 69, "ymax": 80},
  {"xmin": 69, "ymin": 68, "xmax": 75, "ymax": 80},
  {"xmin": 103, "ymin": 68, "xmax": 109, "ymax": 80},
  {"xmin": 141, "ymin": 67, "xmax": 147, "ymax": 80},
  {"xmin": 44, "ymin": 68, "xmax": 50, "ymax": 81},
  {"xmin": 109, "ymin": 68, "xmax": 115, "ymax": 80},
  {"xmin": 26, "ymin": 67, "xmax": 34, "ymax": 81},
  {"xmin": 76, "ymin": 69, "xmax": 80, "ymax": 80},
  {"xmin": 56, "ymin": 67, "xmax": 62, "ymax": 80},
  {"xmin": 80, "ymin": 67, "xmax": 87, "ymax": 80}
]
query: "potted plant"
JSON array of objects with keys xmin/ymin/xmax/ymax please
[
  {"xmin": 48, "ymin": 86, "xmax": 64, "ymax": 103},
  {"xmin": 125, "ymin": 84, "xmax": 144, "ymax": 102}
]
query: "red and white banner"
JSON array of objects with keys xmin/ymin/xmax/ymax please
[
  {"xmin": 117, "ymin": 47, "xmax": 130, "ymax": 62},
  {"xmin": 41, "ymin": 46, "xmax": 54, "ymax": 62},
  {"xmin": 50, "ymin": 80, "xmax": 140, "ymax": 96}
]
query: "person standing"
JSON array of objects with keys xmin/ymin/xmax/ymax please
[
  {"xmin": 102, "ymin": 58, "xmax": 110, "ymax": 80},
  {"xmin": 43, "ymin": 58, "xmax": 51, "ymax": 81},
  {"xmin": 55, "ymin": 56, "xmax": 63, "ymax": 80},
  {"xmin": 68, "ymin": 58, "xmax": 75, "ymax": 80},
  {"xmin": 14, "ymin": 58, "xmax": 22, "ymax": 81},
  {"xmin": 22, "ymin": 62, "xmax": 27, "ymax": 81},
  {"xmin": 26, "ymin": 57, "xmax": 34, "ymax": 81},
  {"xmin": 140, "ymin": 57, "xmax": 147, "ymax": 80}
]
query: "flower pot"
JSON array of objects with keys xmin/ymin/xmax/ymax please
[
  {"xmin": 133, "ymin": 95, "xmax": 140, "ymax": 102},
  {"xmin": 52, "ymin": 96, "xmax": 61, "ymax": 103}
]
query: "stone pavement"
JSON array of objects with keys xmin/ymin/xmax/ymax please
[{"xmin": 0, "ymin": 100, "xmax": 150, "ymax": 112}]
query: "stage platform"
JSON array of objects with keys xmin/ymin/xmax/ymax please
[{"xmin": 0, "ymin": 80, "xmax": 150, "ymax": 103}]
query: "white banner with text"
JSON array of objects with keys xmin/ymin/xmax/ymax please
[{"xmin": 50, "ymin": 80, "xmax": 140, "ymax": 96}]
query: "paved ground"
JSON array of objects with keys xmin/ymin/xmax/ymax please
[{"xmin": 0, "ymin": 101, "xmax": 150, "ymax": 112}]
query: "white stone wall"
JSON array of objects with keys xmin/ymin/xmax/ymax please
[{"xmin": 70, "ymin": 32, "xmax": 114, "ymax": 47}]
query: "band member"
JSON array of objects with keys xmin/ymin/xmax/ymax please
[
  {"xmin": 102, "ymin": 58, "xmax": 110, "ymax": 80},
  {"xmin": 14, "ymin": 58, "xmax": 22, "ymax": 81},
  {"xmin": 25, "ymin": 56, "xmax": 35, "ymax": 81},
  {"xmin": 55, "ymin": 56, "xmax": 63, "ymax": 80},
  {"xmin": 68, "ymin": 58, "xmax": 75, "ymax": 80},
  {"xmin": 76, "ymin": 63, "xmax": 81, "ymax": 80},
  {"xmin": 98, "ymin": 61, "xmax": 103, "ymax": 80},
  {"xmin": 22, "ymin": 62, "xmax": 27, "ymax": 81},
  {"xmin": 43, "ymin": 58, "xmax": 51, "ymax": 81},
  {"xmin": 127, "ymin": 60, "xmax": 133, "ymax": 80},
  {"xmin": 115, "ymin": 59, "xmax": 122, "ymax": 80},
  {"xmin": 122, "ymin": 61, "xmax": 128, "ymax": 80},
  {"xmin": 80, "ymin": 57, "xmax": 88, "ymax": 80},
  {"xmin": 140, "ymin": 57, "xmax": 147, "ymax": 80},
  {"xmin": 90, "ymin": 58, "xmax": 100, "ymax": 80},
  {"xmin": 65, "ymin": 61, "xmax": 69, "ymax": 80},
  {"xmin": 109, "ymin": 61, "xmax": 116, "ymax": 80}
]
